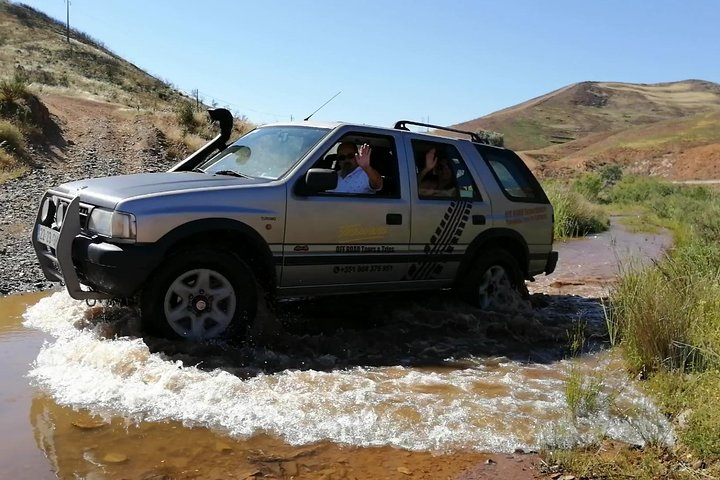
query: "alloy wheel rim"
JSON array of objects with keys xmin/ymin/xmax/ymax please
[
  {"xmin": 476, "ymin": 265, "xmax": 512, "ymax": 309},
  {"xmin": 163, "ymin": 268, "xmax": 236, "ymax": 340}
]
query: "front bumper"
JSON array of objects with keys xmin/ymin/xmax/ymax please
[{"xmin": 32, "ymin": 196, "xmax": 161, "ymax": 299}]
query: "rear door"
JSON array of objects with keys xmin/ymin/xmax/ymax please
[{"xmin": 403, "ymin": 136, "xmax": 492, "ymax": 285}]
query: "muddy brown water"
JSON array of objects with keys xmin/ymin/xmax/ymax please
[{"xmin": 1, "ymin": 219, "xmax": 674, "ymax": 479}]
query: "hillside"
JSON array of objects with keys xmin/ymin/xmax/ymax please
[
  {"xmin": 0, "ymin": 1, "xmax": 185, "ymax": 110},
  {"xmin": 454, "ymin": 80, "xmax": 720, "ymax": 179},
  {"xmin": 0, "ymin": 1, "xmax": 232, "ymax": 294},
  {"xmin": 0, "ymin": 1, "xmax": 252, "ymax": 182}
]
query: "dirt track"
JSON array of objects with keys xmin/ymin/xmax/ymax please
[{"xmin": 0, "ymin": 94, "xmax": 174, "ymax": 295}]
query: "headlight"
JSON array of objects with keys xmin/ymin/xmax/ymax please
[
  {"xmin": 88, "ymin": 208, "xmax": 136, "ymax": 240},
  {"xmin": 40, "ymin": 197, "xmax": 56, "ymax": 225},
  {"xmin": 55, "ymin": 200, "xmax": 65, "ymax": 228}
]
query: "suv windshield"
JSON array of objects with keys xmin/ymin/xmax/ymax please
[{"xmin": 200, "ymin": 125, "xmax": 330, "ymax": 180}]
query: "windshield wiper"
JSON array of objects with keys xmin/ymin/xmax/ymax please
[{"xmin": 214, "ymin": 170, "xmax": 252, "ymax": 178}]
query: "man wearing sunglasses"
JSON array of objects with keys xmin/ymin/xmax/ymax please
[{"xmin": 329, "ymin": 141, "xmax": 384, "ymax": 194}]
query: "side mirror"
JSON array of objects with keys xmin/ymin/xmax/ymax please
[{"xmin": 304, "ymin": 168, "xmax": 338, "ymax": 193}]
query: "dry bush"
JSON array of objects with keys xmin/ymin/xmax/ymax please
[
  {"xmin": 0, "ymin": 119, "xmax": 25, "ymax": 154},
  {"xmin": 0, "ymin": 149, "xmax": 14, "ymax": 169},
  {"xmin": 161, "ymin": 122, "xmax": 206, "ymax": 161},
  {"xmin": 0, "ymin": 75, "xmax": 30, "ymax": 104},
  {"xmin": 0, "ymin": 149, "xmax": 27, "ymax": 183}
]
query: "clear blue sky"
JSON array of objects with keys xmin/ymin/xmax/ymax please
[{"xmin": 16, "ymin": 0, "xmax": 720, "ymax": 127}]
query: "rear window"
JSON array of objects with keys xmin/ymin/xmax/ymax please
[{"xmin": 474, "ymin": 145, "xmax": 548, "ymax": 203}]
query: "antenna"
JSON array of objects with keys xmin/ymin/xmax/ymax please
[{"xmin": 304, "ymin": 91, "xmax": 342, "ymax": 121}]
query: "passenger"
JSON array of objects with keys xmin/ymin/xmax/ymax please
[
  {"xmin": 418, "ymin": 147, "xmax": 458, "ymax": 197},
  {"xmin": 329, "ymin": 142, "xmax": 384, "ymax": 194}
]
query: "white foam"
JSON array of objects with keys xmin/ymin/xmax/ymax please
[{"xmin": 23, "ymin": 291, "xmax": 674, "ymax": 452}]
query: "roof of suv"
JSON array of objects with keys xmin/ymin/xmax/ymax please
[{"xmin": 259, "ymin": 120, "xmax": 498, "ymax": 147}]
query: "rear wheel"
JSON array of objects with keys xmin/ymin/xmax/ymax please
[
  {"xmin": 141, "ymin": 248, "xmax": 257, "ymax": 341},
  {"xmin": 459, "ymin": 249, "xmax": 524, "ymax": 309}
]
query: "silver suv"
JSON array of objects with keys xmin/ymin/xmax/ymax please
[{"xmin": 32, "ymin": 110, "xmax": 558, "ymax": 341}]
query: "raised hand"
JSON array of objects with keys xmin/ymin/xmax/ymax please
[
  {"xmin": 424, "ymin": 148, "xmax": 437, "ymax": 172},
  {"xmin": 356, "ymin": 143, "xmax": 372, "ymax": 169}
]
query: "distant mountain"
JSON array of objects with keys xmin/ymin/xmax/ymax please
[{"xmin": 454, "ymin": 80, "xmax": 720, "ymax": 179}]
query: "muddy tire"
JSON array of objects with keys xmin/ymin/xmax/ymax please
[
  {"xmin": 459, "ymin": 248, "xmax": 524, "ymax": 310},
  {"xmin": 140, "ymin": 248, "xmax": 257, "ymax": 341}
]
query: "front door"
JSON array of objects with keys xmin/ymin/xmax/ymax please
[{"xmin": 282, "ymin": 130, "xmax": 411, "ymax": 291}]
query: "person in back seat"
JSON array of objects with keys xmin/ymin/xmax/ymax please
[
  {"xmin": 328, "ymin": 141, "xmax": 384, "ymax": 194},
  {"xmin": 418, "ymin": 147, "xmax": 459, "ymax": 197}
]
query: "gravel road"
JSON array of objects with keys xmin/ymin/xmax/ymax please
[{"xmin": 0, "ymin": 93, "xmax": 192, "ymax": 295}]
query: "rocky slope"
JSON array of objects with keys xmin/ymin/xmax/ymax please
[{"xmin": 0, "ymin": 94, "xmax": 176, "ymax": 295}]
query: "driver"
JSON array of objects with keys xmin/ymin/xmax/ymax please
[{"xmin": 329, "ymin": 142, "xmax": 383, "ymax": 194}]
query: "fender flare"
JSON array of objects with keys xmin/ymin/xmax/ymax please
[
  {"xmin": 151, "ymin": 218, "xmax": 276, "ymax": 289},
  {"xmin": 456, "ymin": 228, "xmax": 530, "ymax": 282}
]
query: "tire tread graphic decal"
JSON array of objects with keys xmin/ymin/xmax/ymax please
[{"xmin": 404, "ymin": 201, "xmax": 472, "ymax": 281}]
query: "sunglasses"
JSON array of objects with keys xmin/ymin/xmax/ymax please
[{"xmin": 337, "ymin": 153, "xmax": 356, "ymax": 160}]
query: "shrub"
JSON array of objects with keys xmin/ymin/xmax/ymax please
[
  {"xmin": 608, "ymin": 259, "xmax": 700, "ymax": 373},
  {"xmin": 545, "ymin": 182, "xmax": 609, "ymax": 238},
  {"xmin": 474, "ymin": 129, "xmax": 504, "ymax": 147},
  {"xmin": 609, "ymin": 209, "xmax": 720, "ymax": 375},
  {"xmin": 175, "ymin": 101, "xmax": 201, "ymax": 134},
  {"xmin": 0, "ymin": 75, "xmax": 30, "ymax": 104},
  {"xmin": 599, "ymin": 164, "xmax": 623, "ymax": 187},
  {"xmin": 608, "ymin": 175, "xmax": 677, "ymax": 205},
  {"xmin": 0, "ymin": 149, "xmax": 14, "ymax": 169},
  {"xmin": 0, "ymin": 120, "xmax": 24, "ymax": 154},
  {"xmin": 572, "ymin": 172, "xmax": 603, "ymax": 203}
]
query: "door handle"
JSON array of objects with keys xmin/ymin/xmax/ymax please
[{"xmin": 386, "ymin": 213, "xmax": 402, "ymax": 225}]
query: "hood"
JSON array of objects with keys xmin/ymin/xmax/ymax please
[{"xmin": 55, "ymin": 172, "xmax": 268, "ymax": 209}]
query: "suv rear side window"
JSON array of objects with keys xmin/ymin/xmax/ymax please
[
  {"xmin": 412, "ymin": 140, "xmax": 481, "ymax": 200},
  {"xmin": 475, "ymin": 145, "xmax": 547, "ymax": 203}
]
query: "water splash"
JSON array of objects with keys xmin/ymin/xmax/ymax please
[{"xmin": 23, "ymin": 291, "xmax": 674, "ymax": 453}]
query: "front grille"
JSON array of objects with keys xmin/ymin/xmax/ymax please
[
  {"xmin": 79, "ymin": 205, "xmax": 89, "ymax": 229},
  {"xmin": 48, "ymin": 196, "xmax": 91, "ymax": 230}
]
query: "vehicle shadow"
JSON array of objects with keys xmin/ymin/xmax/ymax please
[{"xmin": 126, "ymin": 290, "xmax": 610, "ymax": 378}]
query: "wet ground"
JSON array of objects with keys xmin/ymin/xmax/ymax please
[{"xmin": 0, "ymin": 218, "xmax": 673, "ymax": 479}]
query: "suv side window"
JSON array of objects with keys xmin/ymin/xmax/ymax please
[
  {"xmin": 475, "ymin": 145, "xmax": 547, "ymax": 202},
  {"xmin": 412, "ymin": 140, "xmax": 480, "ymax": 200},
  {"xmin": 308, "ymin": 133, "xmax": 400, "ymax": 198}
]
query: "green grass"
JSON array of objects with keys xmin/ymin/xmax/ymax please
[
  {"xmin": 648, "ymin": 372, "xmax": 720, "ymax": 458},
  {"xmin": 502, "ymin": 117, "xmax": 552, "ymax": 151},
  {"xmin": 541, "ymin": 443, "xmax": 710, "ymax": 480},
  {"xmin": 605, "ymin": 178, "xmax": 720, "ymax": 463},
  {"xmin": 564, "ymin": 365, "xmax": 605, "ymax": 420},
  {"xmin": 544, "ymin": 181, "xmax": 609, "ymax": 238},
  {"xmin": 606, "ymin": 177, "xmax": 720, "ymax": 376},
  {"xmin": 548, "ymin": 177, "xmax": 720, "ymax": 475},
  {"xmin": 615, "ymin": 213, "xmax": 666, "ymax": 234}
]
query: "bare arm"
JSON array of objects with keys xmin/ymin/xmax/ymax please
[
  {"xmin": 356, "ymin": 143, "xmax": 384, "ymax": 191},
  {"xmin": 418, "ymin": 148, "xmax": 437, "ymax": 183}
]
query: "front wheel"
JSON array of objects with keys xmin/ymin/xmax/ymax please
[
  {"xmin": 459, "ymin": 249, "xmax": 525, "ymax": 310},
  {"xmin": 141, "ymin": 249, "xmax": 257, "ymax": 341}
]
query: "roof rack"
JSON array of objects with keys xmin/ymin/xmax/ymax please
[{"xmin": 393, "ymin": 120, "xmax": 483, "ymax": 143}]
